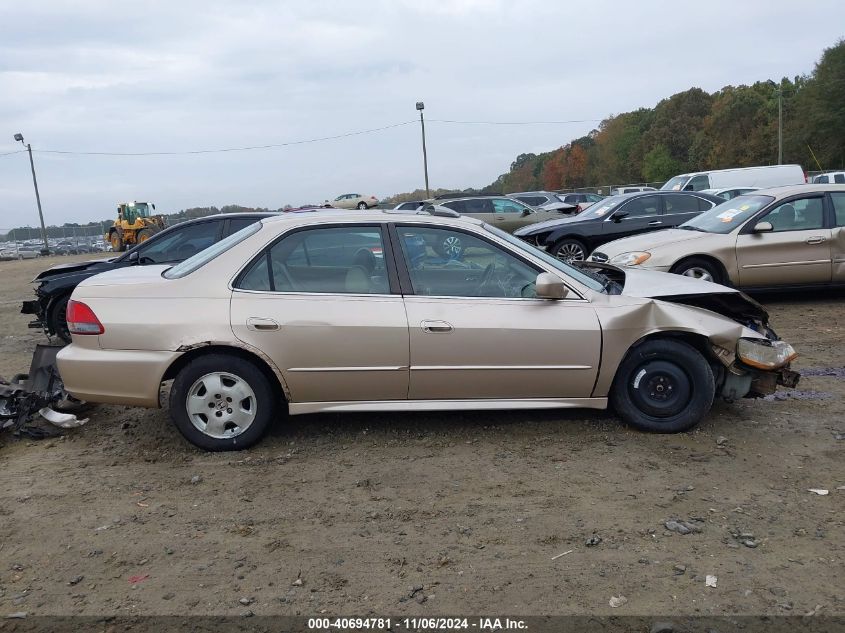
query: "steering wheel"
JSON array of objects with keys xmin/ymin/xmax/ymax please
[{"xmin": 475, "ymin": 263, "xmax": 495, "ymax": 296}]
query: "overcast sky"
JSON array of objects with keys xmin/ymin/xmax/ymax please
[{"xmin": 0, "ymin": 0, "xmax": 841, "ymax": 227}]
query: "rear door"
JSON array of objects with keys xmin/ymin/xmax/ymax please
[
  {"xmin": 735, "ymin": 195, "xmax": 832, "ymax": 286},
  {"xmin": 231, "ymin": 223, "xmax": 409, "ymax": 403},
  {"xmin": 662, "ymin": 194, "xmax": 709, "ymax": 228}
]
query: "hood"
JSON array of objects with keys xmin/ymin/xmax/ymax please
[
  {"xmin": 593, "ymin": 228, "xmax": 709, "ymax": 257},
  {"xmin": 618, "ymin": 266, "xmax": 769, "ymax": 324},
  {"xmin": 77, "ymin": 264, "xmax": 170, "ymax": 287},
  {"xmin": 514, "ymin": 213, "xmax": 596, "ymax": 236},
  {"xmin": 539, "ymin": 202, "xmax": 578, "ymax": 214},
  {"xmin": 33, "ymin": 257, "xmax": 118, "ymax": 281}
]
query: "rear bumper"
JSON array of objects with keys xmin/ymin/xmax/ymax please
[{"xmin": 56, "ymin": 344, "xmax": 181, "ymax": 408}]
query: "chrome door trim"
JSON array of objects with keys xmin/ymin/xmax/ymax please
[
  {"xmin": 288, "ymin": 397, "xmax": 608, "ymax": 415},
  {"xmin": 410, "ymin": 365, "xmax": 592, "ymax": 371},
  {"xmin": 741, "ymin": 259, "xmax": 831, "ymax": 269},
  {"xmin": 287, "ymin": 366, "xmax": 407, "ymax": 372}
]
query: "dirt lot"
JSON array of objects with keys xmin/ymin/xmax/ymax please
[{"xmin": 0, "ymin": 254, "xmax": 842, "ymax": 618}]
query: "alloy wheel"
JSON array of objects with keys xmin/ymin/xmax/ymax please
[{"xmin": 185, "ymin": 372, "xmax": 257, "ymax": 439}]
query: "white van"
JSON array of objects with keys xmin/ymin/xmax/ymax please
[
  {"xmin": 811, "ymin": 171, "xmax": 845, "ymax": 184},
  {"xmin": 660, "ymin": 165, "xmax": 805, "ymax": 192}
]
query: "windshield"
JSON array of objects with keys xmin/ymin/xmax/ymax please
[
  {"xmin": 164, "ymin": 221, "xmax": 261, "ymax": 279},
  {"xmin": 660, "ymin": 176, "xmax": 689, "ymax": 191},
  {"xmin": 679, "ymin": 195, "xmax": 774, "ymax": 234},
  {"xmin": 575, "ymin": 195, "xmax": 626, "ymax": 219},
  {"xmin": 484, "ymin": 224, "xmax": 606, "ymax": 293}
]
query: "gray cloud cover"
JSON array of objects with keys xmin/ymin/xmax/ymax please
[{"xmin": 0, "ymin": 0, "xmax": 841, "ymax": 226}]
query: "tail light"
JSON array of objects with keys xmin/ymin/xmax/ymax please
[{"xmin": 66, "ymin": 300, "xmax": 104, "ymax": 335}]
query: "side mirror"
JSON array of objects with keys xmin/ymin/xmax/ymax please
[
  {"xmin": 753, "ymin": 221, "xmax": 773, "ymax": 233},
  {"xmin": 535, "ymin": 272, "xmax": 569, "ymax": 300},
  {"xmin": 127, "ymin": 250, "xmax": 140, "ymax": 264},
  {"xmin": 611, "ymin": 211, "xmax": 629, "ymax": 222},
  {"xmin": 521, "ymin": 208, "xmax": 532, "ymax": 217}
]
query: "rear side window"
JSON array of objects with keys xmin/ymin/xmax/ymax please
[
  {"xmin": 835, "ymin": 173, "xmax": 845, "ymax": 184},
  {"xmin": 515, "ymin": 196, "xmax": 546, "ymax": 206},
  {"xmin": 663, "ymin": 194, "xmax": 700, "ymax": 214},
  {"xmin": 620, "ymin": 196, "xmax": 660, "ymax": 217},
  {"xmin": 697, "ymin": 197, "xmax": 716, "ymax": 211},
  {"xmin": 236, "ymin": 226, "xmax": 390, "ymax": 294}
]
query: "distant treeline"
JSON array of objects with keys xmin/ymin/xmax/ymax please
[{"xmin": 387, "ymin": 38, "xmax": 845, "ymax": 201}]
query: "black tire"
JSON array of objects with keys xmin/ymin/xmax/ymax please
[
  {"xmin": 49, "ymin": 295, "xmax": 72, "ymax": 344},
  {"xmin": 671, "ymin": 257, "xmax": 722, "ymax": 284},
  {"xmin": 434, "ymin": 234, "xmax": 464, "ymax": 259},
  {"xmin": 357, "ymin": 201, "xmax": 368, "ymax": 210},
  {"xmin": 610, "ymin": 339, "xmax": 715, "ymax": 433},
  {"xmin": 136, "ymin": 227, "xmax": 160, "ymax": 243},
  {"xmin": 110, "ymin": 231, "xmax": 125, "ymax": 252},
  {"xmin": 549, "ymin": 238, "xmax": 587, "ymax": 262},
  {"xmin": 169, "ymin": 353, "xmax": 278, "ymax": 451}
]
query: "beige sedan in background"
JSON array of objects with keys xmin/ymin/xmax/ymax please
[
  {"xmin": 591, "ymin": 184, "xmax": 845, "ymax": 288},
  {"xmin": 57, "ymin": 210, "xmax": 798, "ymax": 451},
  {"xmin": 331, "ymin": 193, "xmax": 379, "ymax": 209}
]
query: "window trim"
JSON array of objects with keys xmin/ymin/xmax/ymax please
[
  {"xmin": 738, "ymin": 193, "xmax": 828, "ymax": 235},
  {"xmin": 387, "ymin": 223, "xmax": 586, "ymax": 301},
  {"xmin": 231, "ymin": 222, "xmax": 401, "ymax": 296}
]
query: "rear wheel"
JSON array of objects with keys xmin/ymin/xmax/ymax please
[
  {"xmin": 610, "ymin": 339, "xmax": 715, "ymax": 433},
  {"xmin": 672, "ymin": 257, "xmax": 722, "ymax": 284},
  {"xmin": 357, "ymin": 201, "xmax": 368, "ymax": 209},
  {"xmin": 550, "ymin": 238, "xmax": 587, "ymax": 262},
  {"xmin": 49, "ymin": 295, "xmax": 72, "ymax": 344},
  {"xmin": 170, "ymin": 354, "xmax": 277, "ymax": 451}
]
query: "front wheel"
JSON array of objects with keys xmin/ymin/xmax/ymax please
[
  {"xmin": 170, "ymin": 354, "xmax": 278, "ymax": 451},
  {"xmin": 549, "ymin": 238, "xmax": 587, "ymax": 262},
  {"xmin": 110, "ymin": 232, "xmax": 125, "ymax": 252},
  {"xmin": 357, "ymin": 202, "xmax": 368, "ymax": 210},
  {"xmin": 672, "ymin": 257, "xmax": 722, "ymax": 284},
  {"xmin": 610, "ymin": 339, "xmax": 715, "ymax": 433}
]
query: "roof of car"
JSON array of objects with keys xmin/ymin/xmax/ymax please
[
  {"xmin": 751, "ymin": 183, "xmax": 845, "ymax": 196},
  {"xmin": 261, "ymin": 208, "xmax": 485, "ymax": 227}
]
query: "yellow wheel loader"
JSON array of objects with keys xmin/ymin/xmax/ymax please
[{"xmin": 105, "ymin": 202, "xmax": 165, "ymax": 252}]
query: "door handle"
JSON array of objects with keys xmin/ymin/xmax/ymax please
[
  {"xmin": 647, "ymin": 220, "xmax": 663, "ymax": 226},
  {"xmin": 246, "ymin": 317, "xmax": 280, "ymax": 331},
  {"xmin": 494, "ymin": 217, "xmax": 505, "ymax": 221},
  {"xmin": 806, "ymin": 236, "xmax": 826, "ymax": 244},
  {"xmin": 421, "ymin": 320, "xmax": 453, "ymax": 333}
]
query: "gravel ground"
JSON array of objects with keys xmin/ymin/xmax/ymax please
[{"xmin": 0, "ymin": 254, "xmax": 842, "ymax": 617}]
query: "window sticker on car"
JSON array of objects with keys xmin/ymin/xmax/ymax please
[
  {"xmin": 593, "ymin": 205, "xmax": 611, "ymax": 216},
  {"xmin": 716, "ymin": 209, "xmax": 742, "ymax": 223}
]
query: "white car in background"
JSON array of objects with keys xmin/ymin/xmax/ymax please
[
  {"xmin": 700, "ymin": 186, "xmax": 759, "ymax": 200},
  {"xmin": 332, "ymin": 193, "xmax": 379, "ymax": 209}
]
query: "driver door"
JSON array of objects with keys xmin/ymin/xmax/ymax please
[{"xmin": 392, "ymin": 224, "xmax": 601, "ymax": 400}]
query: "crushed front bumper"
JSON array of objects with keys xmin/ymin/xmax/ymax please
[{"xmin": 21, "ymin": 298, "xmax": 46, "ymax": 330}]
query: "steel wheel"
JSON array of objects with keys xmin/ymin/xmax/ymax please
[
  {"xmin": 680, "ymin": 267, "xmax": 714, "ymax": 282},
  {"xmin": 185, "ymin": 372, "xmax": 257, "ymax": 439}
]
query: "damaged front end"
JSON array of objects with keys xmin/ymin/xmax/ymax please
[
  {"xmin": 1, "ymin": 345, "xmax": 88, "ymax": 439},
  {"xmin": 582, "ymin": 262, "xmax": 801, "ymax": 401}
]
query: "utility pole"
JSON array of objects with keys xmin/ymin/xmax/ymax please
[
  {"xmin": 13, "ymin": 133, "xmax": 49, "ymax": 255},
  {"xmin": 416, "ymin": 102, "xmax": 430, "ymax": 198},
  {"xmin": 777, "ymin": 89, "xmax": 783, "ymax": 165}
]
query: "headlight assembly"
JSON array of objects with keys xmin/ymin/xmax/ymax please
[
  {"xmin": 736, "ymin": 338, "xmax": 797, "ymax": 370},
  {"xmin": 609, "ymin": 251, "xmax": 651, "ymax": 266}
]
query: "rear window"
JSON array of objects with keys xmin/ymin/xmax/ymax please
[{"xmin": 164, "ymin": 222, "xmax": 261, "ymax": 279}]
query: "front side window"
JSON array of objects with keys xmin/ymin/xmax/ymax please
[
  {"xmin": 492, "ymin": 198, "xmax": 528, "ymax": 214},
  {"xmin": 236, "ymin": 226, "xmax": 389, "ymax": 294},
  {"xmin": 397, "ymin": 226, "xmax": 539, "ymax": 298},
  {"xmin": 619, "ymin": 195, "xmax": 660, "ymax": 217},
  {"xmin": 685, "ymin": 175, "xmax": 710, "ymax": 191},
  {"xmin": 758, "ymin": 197, "xmax": 824, "ymax": 232},
  {"xmin": 835, "ymin": 173, "xmax": 845, "ymax": 184},
  {"xmin": 831, "ymin": 193, "xmax": 845, "ymax": 227},
  {"xmin": 135, "ymin": 220, "xmax": 220, "ymax": 264}
]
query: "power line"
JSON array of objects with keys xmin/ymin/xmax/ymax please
[
  {"xmin": 429, "ymin": 118, "xmax": 602, "ymax": 125},
  {"xmin": 31, "ymin": 120, "xmax": 417, "ymax": 156},
  {"xmin": 0, "ymin": 149, "xmax": 26, "ymax": 158}
]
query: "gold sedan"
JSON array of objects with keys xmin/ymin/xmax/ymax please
[
  {"xmin": 57, "ymin": 210, "xmax": 798, "ymax": 450},
  {"xmin": 591, "ymin": 184, "xmax": 845, "ymax": 288}
]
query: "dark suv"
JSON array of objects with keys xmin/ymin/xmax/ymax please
[
  {"xmin": 513, "ymin": 191, "xmax": 722, "ymax": 261},
  {"xmin": 22, "ymin": 212, "xmax": 275, "ymax": 342}
]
